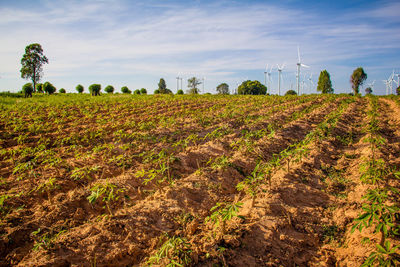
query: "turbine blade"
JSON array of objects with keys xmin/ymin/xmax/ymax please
[
  {"xmin": 297, "ymin": 45, "xmax": 301, "ymax": 63},
  {"xmin": 301, "ymin": 64, "xmax": 310, "ymax": 68}
]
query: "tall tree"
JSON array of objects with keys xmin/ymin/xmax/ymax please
[
  {"xmin": 317, "ymin": 70, "xmax": 333, "ymax": 94},
  {"xmin": 20, "ymin": 43, "xmax": 48, "ymax": 92},
  {"xmin": 237, "ymin": 80, "xmax": 266, "ymax": 95},
  {"xmin": 187, "ymin": 77, "xmax": 202, "ymax": 94},
  {"xmin": 216, "ymin": 83, "xmax": 230, "ymax": 94},
  {"xmin": 158, "ymin": 78, "xmax": 167, "ymax": 94},
  {"xmin": 365, "ymin": 87, "xmax": 372, "ymax": 95},
  {"xmin": 350, "ymin": 67, "xmax": 367, "ymax": 95}
]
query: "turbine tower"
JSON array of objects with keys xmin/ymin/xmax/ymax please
[
  {"xmin": 202, "ymin": 77, "xmax": 205, "ymax": 93},
  {"xmin": 296, "ymin": 46, "xmax": 309, "ymax": 95},
  {"xmin": 176, "ymin": 76, "xmax": 180, "ymax": 91},
  {"xmin": 267, "ymin": 65, "xmax": 273, "ymax": 94},
  {"xmin": 264, "ymin": 64, "xmax": 268, "ymax": 90},
  {"xmin": 277, "ymin": 63, "xmax": 285, "ymax": 96},
  {"xmin": 383, "ymin": 79, "xmax": 389, "ymax": 95},
  {"xmin": 308, "ymin": 73, "xmax": 314, "ymax": 93}
]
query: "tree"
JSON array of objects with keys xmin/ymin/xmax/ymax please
[
  {"xmin": 237, "ymin": 80, "xmax": 266, "ymax": 95},
  {"xmin": 105, "ymin": 85, "xmax": 114, "ymax": 94},
  {"xmin": 397, "ymin": 86, "xmax": 400, "ymax": 95},
  {"xmin": 365, "ymin": 87, "xmax": 372, "ymax": 95},
  {"xmin": 158, "ymin": 78, "xmax": 168, "ymax": 94},
  {"xmin": 59, "ymin": 88, "xmax": 66, "ymax": 93},
  {"xmin": 76, "ymin": 84, "xmax": 84, "ymax": 93},
  {"xmin": 187, "ymin": 77, "xmax": 202, "ymax": 94},
  {"xmin": 140, "ymin": 88, "xmax": 147, "ymax": 94},
  {"xmin": 20, "ymin": 43, "xmax": 48, "ymax": 92},
  {"xmin": 121, "ymin": 86, "xmax": 131, "ymax": 94},
  {"xmin": 89, "ymin": 84, "xmax": 101, "ymax": 96},
  {"xmin": 317, "ymin": 70, "xmax": 334, "ymax": 94},
  {"xmin": 154, "ymin": 89, "xmax": 160, "ymax": 94},
  {"xmin": 43, "ymin": 81, "xmax": 56, "ymax": 94},
  {"xmin": 350, "ymin": 67, "xmax": 367, "ymax": 95},
  {"xmin": 134, "ymin": 89, "xmax": 141, "ymax": 95},
  {"xmin": 22, "ymin": 83, "xmax": 33, "ymax": 98},
  {"xmin": 36, "ymin": 83, "xmax": 43, "ymax": 93},
  {"xmin": 216, "ymin": 83, "xmax": 229, "ymax": 94},
  {"xmin": 177, "ymin": 89, "xmax": 184, "ymax": 95},
  {"xmin": 285, "ymin": 90, "xmax": 297, "ymax": 96}
]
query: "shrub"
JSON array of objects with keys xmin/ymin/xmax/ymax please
[
  {"xmin": 140, "ymin": 88, "xmax": 147, "ymax": 94},
  {"xmin": 238, "ymin": 80, "xmax": 266, "ymax": 95},
  {"xmin": 89, "ymin": 84, "xmax": 101, "ymax": 96},
  {"xmin": 105, "ymin": 85, "xmax": 114, "ymax": 94},
  {"xmin": 36, "ymin": 83, "xmax": 43, "ymax": 93},
  {"xmin": 177, "ymin": 89, "xmax": 184, "ymax": 95},
  {"xmin": 59, "ymin": 88, "xmax": 66, "ymax": 94},
  {"xmin": 154, "ymin": 89, "xmax": 160, "ymax": 94},
  {"xmin": 134, "ymin": 89, "xmax": 141, "ymax": 95},
  {"xmin": 285, "ymin": 90, "xmax": 297, "ymax": 96},
  {"xmin": 43, "ymin": 82, "xmax": 56, "ymax": 95},
  {"xmin": 76, "ymin": 84, "xmax": 84, "ymax": 93},
  {"xmin": 121, "ymin": 86, "xmax": 131, "ymax": 94},
  {"xmin": 22, "ymin": 83, "xmax": 33, "ymax": 98}
]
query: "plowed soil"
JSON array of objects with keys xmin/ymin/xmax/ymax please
[{"xmin": 0, "ymin": 94, "xmax": 399, "ymax": 266}]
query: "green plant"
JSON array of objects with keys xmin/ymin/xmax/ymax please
[
  {"xmin": 22, "ymin": 83, "xmax": 34, "ymax": 98},
  {"xmin": 104, "ymin": 85, "xmax": 114, "ymax": 94},
  {"xmin": 87, "ymin": 181, "xmax": 125, "ymax": 216},
  {"xmin": 121, "ymin": 86, "xmax": 131, "ymax": 94},
  {"xmin": 43, "ymin": 81, "xmax": 56, "ymax": 94},
  {"xmin": 35, "ymin": 177, "xmax": 58, "ymax": 204},
  {"xmin": 146, "ymin": 234, "xmax": 192, "ymax": 266},
  {"xmin": 205, "ymin": 201, "xmax": 244, "ymax": 236},
  {"xmin": 236, "ymin": 163, "xmax": 262, "ymax": 209},
  {"xmin": 76, "ymin": 84, "xmax": 84, "ymax": 93},
  {"xmin": 89, "ymin": 84, "xmax": 101, "ymax": 96},
  {"xmin": 59, "ymin": 88, "xmax": 66, "ymax": 93},
  {"xmin": 362, "ymin": 241, "xmax": 400, "ymax": 266}
]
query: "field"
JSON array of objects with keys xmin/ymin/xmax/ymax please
[{"xmin": 0, "ymin": 94, "xmax": 399, "ymax": 266}]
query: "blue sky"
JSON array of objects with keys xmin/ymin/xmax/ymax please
[{"xmin": 0, "ymin": 0, "xmax": 399, "ymax": 95}]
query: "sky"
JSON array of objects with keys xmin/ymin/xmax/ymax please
[{"xmin": 0, "ymin": 0, "xmax": 399, "ymax": 95}]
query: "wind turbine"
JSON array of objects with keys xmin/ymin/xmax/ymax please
[
  {"xmin": 277, "ymin": 63, "xmax": 285, "ymax": 96},
  {"xmin": 296, "ymin": 46, "xmax": 309, "ymax": 95},
  {"xmin": 267, "ymin": 66, "xmax": 273, "ymax": 94},
  {"xmin": 383, "ymin": 79, "xmax": 390, "ymax": 95},
  {"xmin": 308, "ymin": 73, "xmax": 314, "ymax": 93},
  {"xmin": 367, "ymin": 80, "xmax": 375, "ymax": 89},
  {"xmin": 176, "ymin": 76, "xmax": 180, "ymax": 91},
  {"xmin": 264, "ymin": 64, "xmax": 268, "ymax": 89}
]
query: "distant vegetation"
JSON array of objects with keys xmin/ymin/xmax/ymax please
[
  {"xmin": 216, "ymin": 83, "xmax": 229, "ymax": 95},
  {"xmin": 317, "ymin": 70, "xmax": 334, "ymax": 94},
  {"xmin": 285, "ymin": 89, "xmax": 297, "ymax": 96},
  {"xmin": 237, "ymin": 80, "xmax": 266, "ymax": 95},
  {"xmin": 105, "ymin": 85, "xmax": 114, "ymax": 94},
  {"xmin": 20, "ymin": 43, "xmax": 48, "ymax": 92},
  {"xmin": 76, "ymin": 84, "xmax": 84, "ymax": 93},
  {"xmin": 350, "ymin": 67, "xmax": 367, "ymax": 95}
]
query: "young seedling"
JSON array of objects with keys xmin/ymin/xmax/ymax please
[
  {"xmin": 87, "ymin": 181, "xmax": 125, "ymax": 216},
  {"xmin": 146, "ymin": 234, "xmax": 192, "ymax": 267},
  {"xmin": 236, "ymin": 163, "xmax": 262, "ymax": 209},
  {"xmin": 205, "ymin": 201, "xmax": 244, "ymax": 237}
]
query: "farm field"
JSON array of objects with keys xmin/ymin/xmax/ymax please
[{"xmin": 0, "ymin": 94, "xmax": 399, "ymax": 266}]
